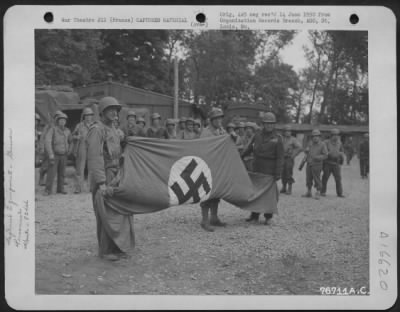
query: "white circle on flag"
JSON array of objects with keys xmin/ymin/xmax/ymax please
[{"xmin": 168, "ymin": 156, "xmax": 212, "ymax": 206}]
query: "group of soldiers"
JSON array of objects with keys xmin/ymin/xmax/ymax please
[{"xmin": 35, "ymin": 95, "xmax": 369, "ymax": 261}]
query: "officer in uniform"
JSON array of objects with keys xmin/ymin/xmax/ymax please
[
  {"xmin": 86, "ymin": 96, "xmax": 135, "ymax": 261},
  {"xmin": 199, "ymin": 108, "xmax": 227, "ymax": 232},
  {"xmin": 194, "ymin": 119, "xmax": 202, "ymax": 138},
  {"xmin": 166, "ymin": 118, "xmax": 177, "ymax": 139},
  {"xmin": 135, "ymin": 117, "xmax": 147, "ymax": 137},
  {"xmin": 241, "ymin": 112, "xmax": 284, "ymax": 224},
  {"xmin": 72, "ymin": 107, "xmax": 94, "ymax": 193},
  {"xmin": 321, "ymin": 129, "xmax": 345, "ymax": 197},
  {"xmin": 179, "ymin": 117, "xmax": 197, "ymax": 140},
  {"xmin": 281, "ymin": 125, "xmax": 302, "ymax": 195},
  {"xmin": 44, "ymin": 112, "xmax": 72, "ymax": 195},
  {"xmin": 359, "ymin": 133, "xmax": 369, "ymax": 179},
  {"xmin": 147, "ymin": 113, "xmax": 169, "ymax": 139},
  {"xmin": 302, "ymin": 129, "xmax": 328, "ymax": 200}
]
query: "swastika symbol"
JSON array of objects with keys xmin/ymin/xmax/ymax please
[{"xmin": 168, "ymin": 156, "xmax": 212, "ymax": 206}]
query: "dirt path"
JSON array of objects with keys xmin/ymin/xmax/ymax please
[{"xmin": 35, "ymin": 158, "xmax": 369, "ymax": 295}]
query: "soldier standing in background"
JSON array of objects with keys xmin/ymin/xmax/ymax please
[
  {"xmin": 147, "ymin": 113, "xmax": 169, "ymax": 139},
  {"xmin": 226, "ymin": 122, "xmax": 244, "ymax": 151},
  {"xmin": 359, "ymin": 133, "xmax": 369, "ymax": 179},
  {"xmin": 179, "ymin": 117, "xmax": 197, "ymax": 140},
  {"xmin": 242, "ymin": 122, "xmax": 256, "ymax": 172},
  {"xmin": 177, "ymin": 117, "xmax": 187, "ymax": 138},
  {"xmin": 114, "ymin": 117, "xmax": 125, "ymax": 142},
  {"xmin": 72, "ymin": 107, "xmax": 94, "ymax": 194},
  {"xmin": 135, "ymin": 117, "xmax": 147, "ymax": 137},
  {"xmin": 302, "ymin": 129, "xmax": 328, "ymax": 200},
  {"xmin": 344, "ymin": 136, "xmax": 355, "ymax": 165},
  {"xmin": 44, "ymin": 112, "xmax": 72, "ymax": 195},
  {"xmin": 166, "ymin": 118, "xmax": 177, "ymax": 139},
  {"xmin": 321, "ymin": 129, "xmax": 345, "ymax": 197},
  {"xmin": 86, "ymin": 96, "xmax": 134, "ymax": 261},
  {"xmin": 193, "ymin": 119, "xmax": 202, "ymax": 138},
  {"xmin": 241, "ymin": 112, "xmax": 284, "ymax": 224},
  {"xmin": 122, "ymin": 110, "xmax": 138, "ymax": 137},
  {"xmin": 281, "ymin": 125, "xmax": 302, "ymax": 195},
  {"xmin": 199, "ymin": 108, "xmax": 227, "ymax": 232}
]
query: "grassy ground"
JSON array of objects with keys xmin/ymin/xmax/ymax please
[{"xmin": 35, "ymin": 156, "xmax": 369, "ymax": 295}]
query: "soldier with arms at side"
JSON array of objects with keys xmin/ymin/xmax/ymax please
[
  {"xmin": 281, "ymin": 125, "xmax": 302, "ymax": 195},
  {"xmin": 147, "ymin": 113, "xmax": 169, "ymax": 139}
]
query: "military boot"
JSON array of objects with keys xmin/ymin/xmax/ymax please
[
  {"xmin": 286, "ymin": 184, "xmax": 292, "ymax": 195},
  {"xmin": 210, "ymin": 206, "xmax": 226, "ymax": 227},
  {"xmin": 245, "ymin": 212, "xmax": 259, "ymax": 222},
  {"xmin": 280, "ymin": 183, "xmax": 287, "ymax": 194},
  {"xmin": 200, "ymin": 207, "xmax": 214, "ymax": 232},
  {"xmin": 302, "ymin": 188, "xmax": 312, "ymax": 198},
  {"xmin": 314, "ymin": 191, "xmax": 320, "ymax": 200}
]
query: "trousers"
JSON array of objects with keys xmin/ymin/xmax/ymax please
[
  {"xmin": 45, "ymin": 154, "xmax": 67, "ymax": 193},
  {"xmin": 321, "ymin": 163, "xmax": 343, "ymax": 196},
  {"xmin": 74, "ymin": 148, "xmax": 88, "ymax": 192},
  {"xmin": 360, "ymin": 158, "xmax": 369, "ymax": 177},
  {"xmin": 306, "ymin": 163, "xmax": 323, "ymax": 191},
  {"xmin": 282, "ymin": 157, "xmax": 295, "ymax": 184}
]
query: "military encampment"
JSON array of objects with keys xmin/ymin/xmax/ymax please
[{"xmin": 34, "ymin": 29, "xmax": 369, "ymax": 295}]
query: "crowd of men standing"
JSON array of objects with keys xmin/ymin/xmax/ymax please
[{"xmin": 35, "ymin": 96, "xmax": 369, "ymax": 261}]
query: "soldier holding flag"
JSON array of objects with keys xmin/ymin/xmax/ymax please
[{"xmin": 199, "ymin": 108, "xmax": 227, "ymax": 232}]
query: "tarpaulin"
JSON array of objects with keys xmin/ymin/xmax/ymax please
[{"xmin": 104, "ymin": 135, "xmax": 278, "ymax": 214}]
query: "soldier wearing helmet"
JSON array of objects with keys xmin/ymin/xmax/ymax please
[
  {"xmin": 280, "ymin": 124, "xmax": 302, "ymax": 195},
  {"xmin": 241, "ymin": 112, "xmax": 284, "ymax": 224},
  {"xmin": 321, "ymin": 128, "xmax": 345, "ymax": 197},
  {"xmin": 147, "ymin": 112, "xmax": 169, "ymax": 139},
  {"xmin": 193, "ymin": 119, "xmax": 202, "ymax": 137},
  {"xmin": 177, "ymin": 117, "xmax": 187, "ymax": 138},
  {"xmin": 71, "ymin": 106, "xmax": 95, "ymax": 193},
  {"xmin": 302, "ymin": 129, "xmax": 328, "ymax": 199},
  {"xmin": 135, "ymin": 116, "xmax": 147, "ymax": 137},
  {"xmin": 359, "ymin": 132, "xmax": 369, "ymax": 179},
  {"xmin": 86, "ymin": 96, "xmax": 134, "ymax": 261},
  {"xmin": 165, "ymin": 118, "xmax": 177, "ymax": 139},
  {"xmin": 199, "ymin": 108, "xmax": 227, "ymax": 232},
  {"xmin": 44, "ymin": 112, "xmax": 72, "ymax": 195},
  {"xmin": 121, "ymin": 109, "xmax": 138, "ymax": 139},
  {"xmin": 179, "ymin": 117, "xmax": 197, "ymax": 140}
]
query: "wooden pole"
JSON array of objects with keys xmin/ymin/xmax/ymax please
[{"xmin": 174, "ymin": 57, "xmax": 179, "ymax": 119}]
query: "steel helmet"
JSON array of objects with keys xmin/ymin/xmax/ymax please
[
  {"xmin": 151, "ymin": 112, "xmax": 161, "ymax": 120},
  {"xmin": 53, "ymin": 110, "xmax": 63, "ymax": 119},
  {"xmin": 208, "ymin": 108, "xmax": 224, "ymax": 120},
  {"xmin": 82, "ymin": 107, "xmax": 94, "ymax": 116},
  {"xmin": 186, "ymin": 117, "xmax": 194, "ymax": 124},
  {"xmin": 226, "ymin": 122, "xmax": 235, "ymax": 129},
  {"xmin": 55, "ymin": 112, "xmax": 68, "ymax": 121},
  {"xmin": 179, "ymin": 117, "xmax": 187, "ymax": 123},
  {"xmin": 244, "ymin": 122, "xmax": 255, "ymax": 129},
  {"xmin": 284, "ymin": 125, "xmax": 292, "ymax": 131},
  {"xmin": 166, "ymin": 118, "xmax": 175, "ymax": 126},
  {"xmin": 236, "ymin": 122, "xmax": 245, "ymax": 128},
  {"xmin": 136, "ymin": 117, "xmax": 146, "ymax": 125},
  {"xmin": 127, "ymin": 110, "xmax": 136, "ymax": 118},
  {"xmin": 262, "ymin": 112, "xmax": 276, "ymax": 123},
  {"xmin": 194, "ymin": 119, "xmax": 201, "ymax": 126},
  {"xmin": 35, "ymin": 113, "xmax": 40, "ymax": 121},
  {"xmin": 98, "ymin": 96, "xmax": 122, "ymax": 114},
  {"xmin": 312, "ymin": 129, "xmax": 321, "ymax": 136},
  {"xmin": 331, "ymin": 128, "xmax": 340, "ymax": 135}
]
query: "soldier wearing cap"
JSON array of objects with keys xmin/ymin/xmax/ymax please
[
  {"xmin": 321, "ymin": 128, "xmax": 345, "ymax": 197},
  {"xmin": 199, "ymin": 108, "xmax": 227, "ymax": 232},
  {"xmin": 302, "ymin": 129, "xmax": 328, "ymax": 199},
  {"xmin": 147, "ymin": 113, "xmax": 169, "ymax": 139},
  {"xmin": 86, "ymin": 96, "xmax": 134, "ymax": 261},
  {"xmin": 135, "ymin": 117, "xmax": 147, "ymax": 137},
  {"xmin": 179, "ymin": 117, "xmax": 197, "ymax": 140},
  {"xmin": 359, "ymin": 132, "xmax": 369, "ymax": 179},
  {"xmin": 166, "ymin": 118, "xmax": 177, "ymax": 139},
  {"xmin": 71, "ymin": 107, "xmax": 95, "ymax": 193},
  {"xmin": 193, "ymin": 119, "xmax": 202, "ymax": 138},
  {"xmin": 44, "ymin": 112, "xmax": 72, "ymax": 195},
  {"xmin": 241, "ymin": 112, "xmax": 284, "ymax": 224},
  {"xmin": 281, "ymin": 124, "xmax": 302, "ymax": 195}
]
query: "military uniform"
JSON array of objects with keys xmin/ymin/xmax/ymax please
[
  {"xmin": 147, "ymin": 127, "xmax": 169, "ymax": 139},
  {"xmin": 359, "ymin": 135, "xmax": 369, "ymax": 178},
  {"xmin": 281, "ymin": 134, "xmax": 302, "ymax": 194},
  {"xmin": 44, "ymin": 114, "xmax": 72, "ymax": 195},
  {"xmin": 344, "ymin": 140, "xmax": 354, "ymax": 165},
  {"xmin": 86, "ymin": 98, "xmax": 135, "ymax": 259},
  {"xmin": 303, "ymin": 130, "xmax": 328, "ymax": 199},
  {"xmin": 321, "ymin": 135, "xmax": 345, "ymax": 197},
  {"xmin": 72, "ymin": 117, "xmax": 94, "ymax": 193}
]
